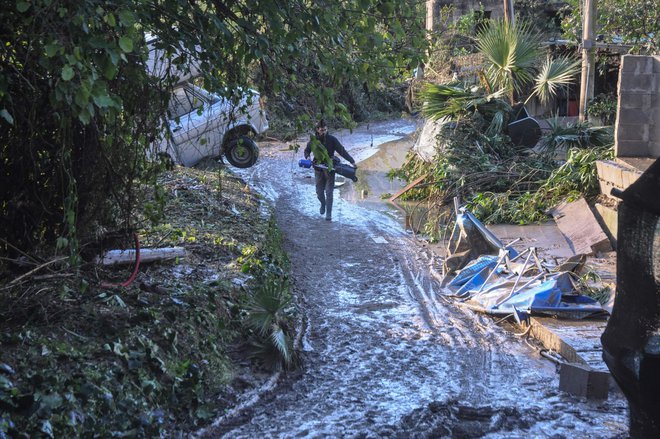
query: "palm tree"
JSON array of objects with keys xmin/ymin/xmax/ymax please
[
  {"xmin": 423, "ymin": 19, "xmax": 580, "ymax": 120},
  {"xmin": 476, "ymin": 19, "xmax": 542, "ymax": 100},
  {"xmin": 477, "ymin": 19, "xmax": 581, "ymax": 105}
]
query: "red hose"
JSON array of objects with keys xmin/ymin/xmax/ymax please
[{"xmin": 101, "ymin": 233, "xmax": 141, "ymax": 288}]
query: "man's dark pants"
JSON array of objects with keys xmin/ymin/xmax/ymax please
[{"xmin": 314, "ymin": 169, "xmax": 335, "ymax": 219}]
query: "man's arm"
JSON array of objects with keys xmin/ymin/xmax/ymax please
[{"xmin": 333, "ymin": 137, "xmax": 356, "ymax": 166}]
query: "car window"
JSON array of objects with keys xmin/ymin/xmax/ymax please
[{"xmin": 168, "ymin": 86, "xmax": 207, "ymax": 120}]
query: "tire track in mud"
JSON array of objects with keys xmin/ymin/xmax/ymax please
[
  {"xmin": 201, "ymin": 135, "xmax": 628, "ymax": 438},
  {"xmin": 395, "ymin": 242, "xmax": 526, "ymax": 406}
]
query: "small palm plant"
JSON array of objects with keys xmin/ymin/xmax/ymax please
[
  {"xmin": 537, "ymin": 116, "xmax": 614, "ymax": 157},
  {"xmin": 246, "ymin": 275, "xmax": 297, "ymax": 370}
]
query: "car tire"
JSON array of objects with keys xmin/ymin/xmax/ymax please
[{"xmin": 225, "ymin": 135, "xmax": 259, "ymax": 168}]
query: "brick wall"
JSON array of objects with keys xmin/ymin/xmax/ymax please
[{"xmin": 615, "ymin": 55, "xmax": 660, "ymax": 158}]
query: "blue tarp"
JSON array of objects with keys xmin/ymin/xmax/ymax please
[
  {"xmin": 447, "ymin": 262, "xmax": 606, "ymax": 319},
  {"xmin": 444, "ymin": 209, "xmax": 607, "ymax": 320}
]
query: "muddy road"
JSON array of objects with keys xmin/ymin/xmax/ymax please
[{"xmin": 201, "ymin": 120, "xmax": 628, "ymax": 438}]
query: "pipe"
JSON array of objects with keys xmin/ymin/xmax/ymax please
[{"xmin": 101, "ymin": 233, "xmax": 141, "ymax": 288}]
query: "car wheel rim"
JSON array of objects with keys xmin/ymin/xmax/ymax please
[{"xmin": 232, "ymin": 146, "xmax": 249, "ymax": 163}]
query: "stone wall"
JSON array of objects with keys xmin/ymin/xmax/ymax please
[
  {"xmin": 432, "ymin": 1, "xmax": 504, "ymax": 22},
  {"xmin": 615, "ymin": 55, "xmax": 660, "ymax": 158}
]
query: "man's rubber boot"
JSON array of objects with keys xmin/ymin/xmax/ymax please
[{"xmin": 320, "ymin": 204, "xmax": 325, "ymax": 215}]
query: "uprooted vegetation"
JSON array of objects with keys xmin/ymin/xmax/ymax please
[
  {"xmin": 0, "ymin": 165, "xmax": 298, "ymax": 437},
  {"xmin": 392, "ymin": 113, "xmax": 614, "ymax": 232}
]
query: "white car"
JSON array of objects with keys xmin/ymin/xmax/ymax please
[{"xmin": 153, "ymin": 83, "xmax": 268, "ymax": 168}]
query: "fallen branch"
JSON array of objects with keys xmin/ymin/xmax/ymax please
[
  {"xmin": 389, "ymin": 173, "xmax": 429, "ymax": 202},
  {"xmin": 97, "ymin": 247, "xmax": 186, "ymax": 265},
  {"xmin": 8, "ymin": 256, "xmax": 68, "ymax": 286}
]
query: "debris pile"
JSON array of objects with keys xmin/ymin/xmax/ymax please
[{"xmin": 441, "ymin": 201, "xmax": 608, "ymax": 324}]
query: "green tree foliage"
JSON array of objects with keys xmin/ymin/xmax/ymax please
[
  {"xmin": 560, "ymin": 0, "xmax": 659, "ymax": 54},
  {"xmin": 0, "ymin": 0, "xmax": 427, "ymax": 260},
  {"xmin": 515, "ymin": 0, "xmax": 564, "ymax": 37}
]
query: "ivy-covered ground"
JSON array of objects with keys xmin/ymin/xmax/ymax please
[{"xmin": 0, "ymin": 164, "xmax": 295, "ymax": 437}]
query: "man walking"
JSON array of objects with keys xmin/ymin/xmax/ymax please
[{"xmin": 304, "ymin": 119, "xmax": 356, "ymax": 221}]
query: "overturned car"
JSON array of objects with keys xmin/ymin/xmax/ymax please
[
  {"xmin": 146, "ymin": 35, "xmax": 268, "ymax": 168},
  {"xmin": 153, "ymin": 83, "xmax": 268, "ymax": 168}
]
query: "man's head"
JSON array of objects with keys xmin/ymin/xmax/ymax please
[{"xmin": 315, "ymin": 119, "xmax": 328, "ymax": 139}]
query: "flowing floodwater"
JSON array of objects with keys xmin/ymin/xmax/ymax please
[{"xmin": 199, "ymin": 120, "xmax": 628, "ymax": 438}]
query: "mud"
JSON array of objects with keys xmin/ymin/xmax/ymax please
[{"xmin": 199, "ymin": 119, "xmax": 628, "ymax": 438}]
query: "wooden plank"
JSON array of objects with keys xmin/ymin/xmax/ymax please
[
  {"xmin": 388, "ymin": 173, "xmax": 428, "ymax": 202},
  {"xmin": 97, "ymin": 247, "xmax": 187, "ymax": 265},
  {"xmin": 549, "ymin": 198, "xmax": 612, "ymax": 255}
]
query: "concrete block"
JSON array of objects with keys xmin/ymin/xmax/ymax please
[
  {"xmin": 559, "ymin": 362, "xmax": 610, "ymax": 399},
  {"xmin": 549, "ymin": 198, "xmax": 612, "ymax": 255},
  {"xmin": 598, "ymin": 179, "xmax": 618, "ymax": 199},
  {"xmin": 594, "ymin": 203, "xmax": 618, "ymax": 247},
  {"xmin": 596, "ymin": 160, "xmax": 637, "ymax": 199},
  {"xmin": 622, "ymin": 166, "xmax": 642, "ymax": 187},
  {"xmin": 616, "ymin": 140, "xmax": 650, "ymax": 157},
  {"xmin": 621, "ymin": 55, "xmax": 652, "ymax": 74},
  {"xmin": 597, "ymin": 160, "xmax": 624, "ymax": 188},
  {"xmin": 618, "ymin": 108, "xmax": 650, "ymax": 125},
  {"xmin": 619, "ymin": 93, "xmax": 653, "ymax": 110},
  {"xmin": 619, "ymin": 74, "xmax": 654, "ymax": 93},
  {"xmin": 649, "ymin": 142, "xmax": 660, "ymax": 158},
  {"xmin": 616, "ymin": 124, "xmax": 649, "ymax": 142}
]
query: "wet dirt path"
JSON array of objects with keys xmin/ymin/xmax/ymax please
[{"xmin": 202, "ymin": 120, "xmax": 628, "ymax": 438}]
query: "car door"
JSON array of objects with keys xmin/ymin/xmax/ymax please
[{"xmin": 168, "ymin": 85, "xmax": 220, "ymax": 166}]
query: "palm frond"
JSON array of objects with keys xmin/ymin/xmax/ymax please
[
  {"xmin": 477, "ymin": 19, "xmax": 542, "ymax": 95},
  {"xmin": 421, "ymin": 83, "xmax": 478, "ymax": 120},
  {"xmin": 587, "ymin": 126, "xmax": 614, "ymax": 148},
  {"xmin": 270, "ymin": 324, "xmax": 293, "ymax": 364},
  {"xmin": 245, "ymin": 276, "xmax": 297, "ymax": 369},
  {"xmin": 538, "ymin": 117, "xmax": 614, "ymax": 155},
  {"xmin": 422, "ymin": 83, "xmax": 510, "ymax": 123},
  {"xmin": 532, "ymin": 56, "xmax": 581, "ymax": 104},
  {"xmin": 247, "ymin": 277, "xmax": 290, "ymax": 336},
  {"xmin": 486, "ymin": 110, "xmax": 506, "ymax": 136}
]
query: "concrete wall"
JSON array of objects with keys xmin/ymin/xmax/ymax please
[
  {"xmin": 615, "ymin": 55, "xmax": 660, "ymax": 158},
  {"xmin": 435, "ymin": 1, "xmax": 504, "ymax": 21}
]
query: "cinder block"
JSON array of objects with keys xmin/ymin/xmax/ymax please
[
  {"xmin": 621, "ymin": 166, "xmax": 642, "ymax": 187},
  {"xmin": 620, "ymin": 74, "xmax": 654, "ymax": 93},
  {"xmin": 621, "ymin": 55, "xmax": 648, "ymax": 73},
  {"xmin": 616, "ymin": 124, "xmax": 649, "ymax": 142},
  {"xmin": 649, "ymin": 142, "xmax": 660, "ymax": 158},
  {"xmin": 597, "ymin": 160, "xmax": 625, "ymax": 189},
  {"xmin": 616, "ymin": 140, "xmax": 650, "ymax": 157},
  {"xmin": 618, "ymin": 108, "xmax": 650, "ymax": 125},
  {"xmin": 595, "ymin": 203, "xmax": 618, "ymax": 246},
  {"xmin": 559, "ymin": 362, "xmax": 610, "ymax": 399},
  {"xmin": 619, "ymin": 93, "xmax": 653, "ymax": 110}
]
